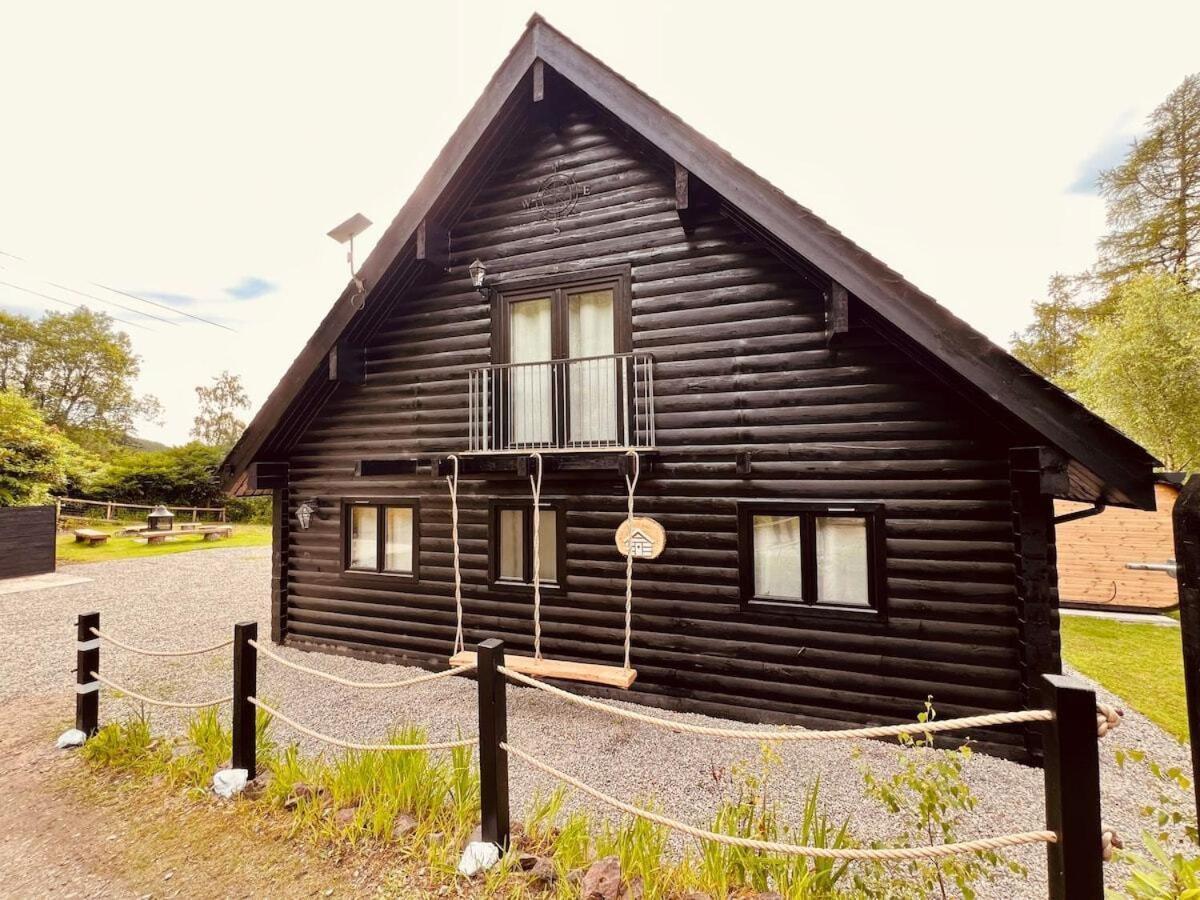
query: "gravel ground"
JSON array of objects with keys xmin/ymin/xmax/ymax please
[{"xmin": 4, "ymin": 549, "xmax": 1194, "ymax": 899}]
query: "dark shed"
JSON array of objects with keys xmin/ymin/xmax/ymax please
[{"xmin": 222, "ymin": 16, "xmax": 1158, "ymax": 761}]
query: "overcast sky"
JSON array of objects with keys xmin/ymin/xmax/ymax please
[{"xmin": 2, "ymin": 1, "xmax": 1198, "ymax": 445}]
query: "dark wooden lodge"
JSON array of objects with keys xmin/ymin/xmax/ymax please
[{"xmin": 223, "ymin": 17, "xmax": 1157, "ymax": 761}]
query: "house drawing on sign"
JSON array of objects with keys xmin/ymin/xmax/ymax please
[
  {"xmin": 221, "ymin": 15, "xmax": 1158, "ymax": 761},
  {"xmin": 626, "ymin": 528, "xmax": 655, "ymax": 559}
]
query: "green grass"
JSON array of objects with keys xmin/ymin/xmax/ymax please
[
  {"xmin": 1061, "ymin": 614, "xmax": 1188, "ymax": 741},
  {"xmin": 57, "ymin": 522, "xmax": 271, "ymax": 564}
]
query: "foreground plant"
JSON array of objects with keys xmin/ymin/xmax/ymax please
[
  {"xmin": 1112, "ymin": 748, "xmax": 1200, "ymax": 899},
  {"xmin": 855, "ymin": 698, "xmax": 1024, "ymax": 900}
]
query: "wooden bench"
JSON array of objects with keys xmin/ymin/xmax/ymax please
[
  {"xmin": 73, "ymin": 529, "xmax": 110, "ymax": 546},
  {"xmin": 142, "ymin": 525, "xmax": 234, "ymax": 544}
]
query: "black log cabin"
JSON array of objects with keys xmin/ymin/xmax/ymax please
[{"xmin": 222, "ymin": 16, "xmax": 1158, "ymax": 761}]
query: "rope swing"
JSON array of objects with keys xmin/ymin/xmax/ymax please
[
  {"xmin": 622, "ymin": 449, "xmax": 639, "ymax": 672},
  {"xmin": 530, "ymin": 451, "xmax": 545, "ymax": 660},
  {"xmin": 446, "ymin": 454, "xmax": 465, "ymax": 656}
]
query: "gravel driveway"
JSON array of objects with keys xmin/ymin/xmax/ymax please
[{"xmin": 4, "ymin": 548, "xmax": 1193, "ymax": 899}]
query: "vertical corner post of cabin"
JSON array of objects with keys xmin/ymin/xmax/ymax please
[
  {"xmin": 271, "ymin": 486, "xmax": 290, "ymax": 643},
  {"xmin": 1040, "ymin": 673, "xmax": 1104, "ymax": 900},
  {"xmin": 75, "ymin": 611, "xmax": 100, "ymax": 736},
  {"xmin": 1010, "ymin": 447, "xmax": 1066, "ymax": 761},
  {"xmin": 477, "ymin": 639, "xmax": 510, "ymax": 852},
  {"xmin": 231, "ymin": 621, "xmax": 258, "ymax": 780},
  {"xmin": 1171, "ymin": 474, "xmax": 1200, "ymax": 822}
]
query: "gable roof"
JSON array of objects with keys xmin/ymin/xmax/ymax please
[{"xmin": 222, "ymin": 14, "xmax": 1158, "ymax": 508}]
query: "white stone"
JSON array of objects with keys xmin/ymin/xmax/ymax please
[
  {"xmin": 457, "ymin": 841, "xmax": 501, "ymax": 876},
  {"xmin": 56, "ymin": 728, "xmax": 87, "ymax": 749},
  {"xmin": 212, "ymin": 768, "xmax": 249, "ymax": 798}
]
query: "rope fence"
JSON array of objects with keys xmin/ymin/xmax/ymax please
[
  {"xmin": 500, "ymin": 665, "xmax": 1058, "ymax": 741},
  {"xmin": 249, "ymin": 638, "xmax": 475, "ymax": 689},
  {"xmin": 503, "ymin": 741, "xmax": 1056, "ymax": 861},
  {"xmin": 92, "ymin": 627, "xmax": 233, "ymax": 658},
  {"xmin": 91, "ymin": 671, "xmax": 232, "ymax": 709},
  {"xmin": 246, "ymin": 697, "xmax": 477, "ymax": 753}
]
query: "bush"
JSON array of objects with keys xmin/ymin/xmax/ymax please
[{"xmin": 0, "ymin": 390, "xmax": 73, "ymax": 505}]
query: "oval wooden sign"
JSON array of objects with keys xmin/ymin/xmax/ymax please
[{"xmin": 615, "ymin": 516, "xmax": 667, "ymax": 560}]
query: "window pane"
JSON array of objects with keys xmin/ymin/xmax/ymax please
[
  {"xmin": 499, "ymin": 509, "xmax": 524, "ymax": 580},
  {"xmin": 509, "ymin": 297, "xmax": 552, "ymax": 445},
  {"xmin": 753, "ymin": 514, "xmax": 802, "ymax": 601},
  {"xmin": 383, "ymin": 506, "xmax": 413, "ymax": 574},
  {"xmin": 348, "ymin": 506, "xmax": 378, "ymax": 570},
  {"xmin": 536, "ymin": 509, "xmax": 557, "ymax": 584},
  {"xmin": 815, "ymin": 516, "xmax": 870, "ymax": 607},
  {"xmin": 568, "ymin": 289, "xmax": 617, "ymax": 444}
]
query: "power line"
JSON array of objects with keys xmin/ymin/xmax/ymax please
[
  {"xmin": 48, "ymin": 281, "xmax": 181, "ymax": 327},
  {"xmin": 95, "ymin": 283, "xmax": 237, "ymax": 333},
  {"xmin": 0, "ymin": 247, "xmax": 238, "ymax": 333},
  {"xmin": 0, "ymin": 279, "xmax": 158, "ymax": 333}
]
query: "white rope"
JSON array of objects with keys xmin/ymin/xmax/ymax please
[
  {"xmin": 248, "ymin": 697, "xmax": 477, "ymax": 752},
  {"xmin": 622, "ymin": 449, "xmax": 639, "ymax": 672},
  {"xmin": 91, "ymin": 671, "xmax": 232, "ymax": 709},
  {"xmin": 499, "ymin": 666, "xmax": 1054, "ymax": 740},
  {"xmin": 446, "ymin": 454, "xmax": 465, "ymax": 655},
  {"xmin": 91, "ymin": 627, "xmax": 232, "ymax": 658},
  {"xmin": 1097, "ymin": 703, "xmax": 1122, "ymax": 737},
  {"xmin": 503, "ymin": 742, "xmax": 1056, "ymax": 860},
  {"xmin": 529, "ymin": 451, "xmax": 544, "ymax": 661},
  {"xmin": 249, "ymin": 639, "xmax": 475, "ymax": 690}
]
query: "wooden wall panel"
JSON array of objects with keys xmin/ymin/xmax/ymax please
[
  {"xmin": 0, "ymin": 506, "xmax": 56, "ymax": 579},
  {"xmin": 278, "ymin": 99, "xmax": 1038, "ymax": 758},
  {"xmin": 1056, "ymin": 483, "xmax": 1179, "ymax": 610}
]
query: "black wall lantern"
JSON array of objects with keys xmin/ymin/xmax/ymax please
[
  {"xmin": 296, "ymin": 498, "xmax": 321, "ymax": 530},
  {"xmin": 147, "ymin": 505, "xmax": 175, "ymax": 531}
]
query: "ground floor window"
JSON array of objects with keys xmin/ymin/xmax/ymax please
[
  {"xmin": 737, "ymin": 501, "xmax": 884, "ymax": 614},
  {"xmin": 343, "ymin": 499, "xmax": 419, "ymax": 579},
  {"xmin": 490, "ymin": 500, "xmax": 564, "ymax": 589}
]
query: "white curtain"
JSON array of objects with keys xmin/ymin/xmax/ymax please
[
  {"xmin": 753, "ymin": 514, "xmax": 802, "ymax": 600},
  {"xmin": 568, "ymin": 289, "xmax": 616, "ymax": 444},
  {"xmin": 509, "ymin": 298, "xmax": 552, "ymax": 445},
  {"xmin": 535, "ymin": 508, "xmax": 557, "ymax": 583},
  {"xmin": 383, "ymin": 507, "xmax": 413, "ymax": 574},
  {"xmin": 815, "ymin": 517, "xmax": 869, "ymax": 607},
  {"xmin": 348, "ymin": 506, "xmax": 378, "ymax": 570},
  {"xmin": 499, "ymin": 509, "xmax": 524, "ymax": 580}
]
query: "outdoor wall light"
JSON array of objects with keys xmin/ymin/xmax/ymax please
[
  {"xmin": 296, "ymin": 498, "xmax": 321, "ymax": 530},
  {"xmin": 468, "ymin": 258, "xmax": 489, "ymax": 297}
]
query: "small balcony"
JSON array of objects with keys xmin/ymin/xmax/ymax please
[{"xmin": 467, "ymin": 352, "xmax": 655, "ymax": 453}]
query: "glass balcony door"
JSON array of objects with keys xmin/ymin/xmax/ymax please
[
  {"xmin": 566, "ymin": 288, "xmax": 617, "ymax": 445},
  {"xmin": 508, "ymin": 296, "xmax": 554, "ymax": 446}
]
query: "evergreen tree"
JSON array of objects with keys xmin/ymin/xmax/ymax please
[{"xmin": 1010, "ymin": 274, "xmax": 1090, "ymax": 386}]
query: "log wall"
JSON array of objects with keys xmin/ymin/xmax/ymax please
[{"xmin": 278, "ymin": 95, "xmax": 1049, "ymax": 758}]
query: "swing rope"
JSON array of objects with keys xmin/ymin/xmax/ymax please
[
  {"xmin": 530, "ymin": 451, "xmax": 544, "ymax": 660},
  {"xmin": 446, "ymin": 454, "xmax": 465, "ymax": 656},
  {"xmin": 622, "ymin": 449, "xmax": 639, "ymax": 672}
]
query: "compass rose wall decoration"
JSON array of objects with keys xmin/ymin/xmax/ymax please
[{"xmin": 523, "ymin": 160, "xmax": 591, "ymax": 233}]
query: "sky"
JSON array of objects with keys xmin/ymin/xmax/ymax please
[{"xmin": 1, "ymin": 1, "xmax": 1198, "ymax": 446}]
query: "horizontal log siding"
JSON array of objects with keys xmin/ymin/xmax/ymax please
[{"xmin": 282, "ymin": 103, "xmax": 1032, "ymax": 757}]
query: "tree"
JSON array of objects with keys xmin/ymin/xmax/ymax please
[
  {"xmin": 190, "ymin": 371, "xmax": 250, "ymax": 447},
  {"xmin": 1010, "ymin": 274, "xmax": 1090, "ymax": 387},
  {"xmin": 0, "ymin": 391, "xmax": 71, "ymax": 505},
  {"xmin": 1, "ymin": 308, "xmax": 161, "ymax": 445},
  {"xmin": 1097, "ymin": 74, "xmax": 1200, "ymax": 286},
  {"xmin": 88, "ymin": 442, "xmax": 225, "ymax": 507},
  {"xmin": 1072, "ymin": 274, "xmax": 1200, "ymax": 470}
]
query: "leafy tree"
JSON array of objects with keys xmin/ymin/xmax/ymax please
[
  {"xmin": 1072, "ymin": 274, "xmax": 1200, "ymax": 470},
  {"xmin": 0, "ymin": 390, "xmax": 72, "ymax": 505},
  {"xmin": 1, "ymin": 308, "xmax": 161, "ymax": 445},
  {"xmin": 1010, "ymin": 274, "xmax": 1090, "ymax": 386},
  {"xmin": 1097, "ymin": 74, "xmax": 1200, "ymax": 286},
  {"xmin": 190, "ymin": 370, "xmax": 249, "ymax": 447}
]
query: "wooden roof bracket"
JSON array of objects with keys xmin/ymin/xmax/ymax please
[
  {"xmin": 673, "ymin": 163, "xmax": 716, "ymax": 233},
  {"xmin": 1010, "ymin": 446, "xmax": 1070, "ymax": 497},
  {"xmin": 247, "ymin": 461, "xmax": 289, "ymax": 492},
  {"xmin": 328, "ymin": 340, "xmax": 365, "ymax": 385},
  {"xmin": 416, "ymin": 219, "xmax": 450, "ymax": 272},
  {"xmin": 826, "ymin": 281, "xmax": 850, "ymax": 346}
]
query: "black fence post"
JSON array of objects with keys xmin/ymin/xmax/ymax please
[
  {"xmin": 75, "ymin": 611, "xmax": 100, "ymax": 736},
  {"xmin": 478, "ymin": 639, "xmax": 510, "ymax": 851},
  {"xmin": 231, "ymin": 621, "xmax": 257, "ymax": 779},
  {"xmin": 1172, "ymin": 474, "xmax": 1200, "ymax": 823},
  {"xmin": 1041, "ymin": 673, "xmax": 1103, "ymax": 900}
]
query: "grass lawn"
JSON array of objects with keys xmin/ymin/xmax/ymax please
[
  {"xmin": 1061, "ymin": 614, "xmax": 1188, "ymax": 742},
  {"xmin": 57, "ymin": 523, "xmax": 272, "ymax": 564}
]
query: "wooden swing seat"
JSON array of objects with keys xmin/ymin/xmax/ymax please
[{"xmin": 449, "ymin": 651, "xmax": 637, "ymax": 689}]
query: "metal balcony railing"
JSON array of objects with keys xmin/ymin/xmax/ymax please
[{"xmin": 467, "ymin": 352, "xmax": 655, "ymax": 452}]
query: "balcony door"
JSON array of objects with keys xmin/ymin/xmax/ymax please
[{"xmin": 497, "ymin": 270, "xmax": 630, "ymax": 449}]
